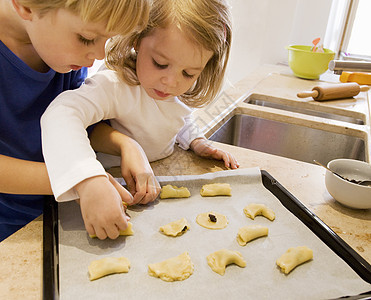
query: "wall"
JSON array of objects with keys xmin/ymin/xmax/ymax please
[{"xmin": 226, "ymin": 0, "xmax": 333, "ymax": 85}]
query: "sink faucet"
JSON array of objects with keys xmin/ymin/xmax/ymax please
[{"xmin": 328, "ymin": 60, "xmax": 371, "ymax": 75}]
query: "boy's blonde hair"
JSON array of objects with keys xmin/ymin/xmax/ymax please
[
  {"xmin": 17, "ymin": 0, "xmax": 150, "ymax": 36},
  {"xmin": 106, "ymin": 0, "xmax": 232, "ymax": 107}
]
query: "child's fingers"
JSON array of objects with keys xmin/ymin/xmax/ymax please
[
  {"xmin": 85, "ymin": 222, "xmax": 96, "ymax": 238},
  {"xmin": 231, "ymin": 158, "xmax": 240, "ymax": 169},
  {"xmin": 215, "ymin": 151, "xmax": 239, "ymax": 169},
  {"xmin": 140, "ymin": 184, "xmax": 161, "ymax": 204},
  {"xmin": 105, "ymin": 225, "xmax": 121, "ymax": 240},
  {"xmin": 108, "ymin": 173, "xmax": 135, "ymax": 205},
  {"xmin": 132, "ymin": 177, "xmax": 147, "ymax": 204},
  {"xmin": 94, "ymin": 226, "xmax": 108, "ymax": 240},
  {"xmin": 123, "ymin": 174, "xmax": 137, "ymax": 198},
  {"xmin": 116, "ymin": 214, "xmax": 130, "ymax": 233},
  {"xmin": 133, "ymin": 174, "xmax": 160, "ymax": 205},
  {"xmin": 225, "ymin": 152, "xmax": 239, "ymax": 169},
  {"xmin": 147, "ymin": 177, "xmax": 161, "ymax": 202}
]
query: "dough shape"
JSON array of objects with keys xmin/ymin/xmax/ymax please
[
  {"xmin": 148, "ymin": 252, "xmax": 194, "ymax": 282},
  {"xmin": 196, "ymin": 211, "xmax": 228, "ymax": 229},
  {"xmin": 200, "ymin": 183, "xmax": 231, "ymax": 197},
  {"xmin": 88, "ymin": 257, "xmax": 130, "ymax": 281},
  {"xmin": 160, "ymin": 218, "xmax": 189, "ymax": 236},
  {"xmin": 276, "ymin": 246, "xmax": 313, "ymax": 274},
  {"xmin": 237, "ymin": 225, "xmax": 269, "ymax": 246},
  {"xmin": 207, "ymin": 249, "xmax": 246, "ymax": 275},
  {"xmin": 89, "ymin": 222, "xmax": 134, "ymax": 238},
  {"xmin": 160, "ymin": 185, "xmax": 191, "ymax": 199},
  {"xmin": 243, "ymin": 203, "xmax": 275, "ymax": 221}
]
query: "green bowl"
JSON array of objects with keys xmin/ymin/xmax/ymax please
[{"xmin": 285, "ymin": 45, "xmax": 335, "ymax": 79}]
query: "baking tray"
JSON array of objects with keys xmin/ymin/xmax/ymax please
[{"xmin": 43, "ymin": 170, "xmax": 371, "ymax": 300}]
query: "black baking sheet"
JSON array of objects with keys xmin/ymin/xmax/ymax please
[{"xmin": 43, "ymin": 170, "xmax": 371, "ymax": 300}]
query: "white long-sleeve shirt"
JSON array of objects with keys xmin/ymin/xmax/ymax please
[{"xmin": 41, "ymin": 69, "xmax": 204, "ymax": 201}]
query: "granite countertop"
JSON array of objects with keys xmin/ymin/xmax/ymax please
[{"xmin": 1, "ymin": 65, "xmax": 370, "ymax": 299}]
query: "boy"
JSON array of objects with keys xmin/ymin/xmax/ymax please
[{"xmin": 0, "ymin": 0, "xmax": 150, "ymax": 241}]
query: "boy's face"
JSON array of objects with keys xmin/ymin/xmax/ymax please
[
  {"xmin": 136, "ymin": 24, "xmax": 213, "ymax": 100},
  {"xmin": 26, "ymin": 8, "xmax": 117, "ymax": 73}
]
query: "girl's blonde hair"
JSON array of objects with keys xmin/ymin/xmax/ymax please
[
  {"xmin": 17, "ymin": 0, "xmax": 150, "ymax": 36},
  {"xmin": 106, "ymin": 0, "xmax": 232, "ymax": 107}
]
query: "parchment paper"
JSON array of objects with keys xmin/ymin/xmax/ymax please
[{"xmin": 58, "ymin": 168, "xmax": 370, "ymax": 300}]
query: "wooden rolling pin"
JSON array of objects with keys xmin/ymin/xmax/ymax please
[{"xmin": 297, "ymin": 82, "xmax": 370, "ymax": 101}]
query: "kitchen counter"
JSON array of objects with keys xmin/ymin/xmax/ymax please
[{"xmin": 1, "ymin": 65, "xmax": 370, "ymax": 299}]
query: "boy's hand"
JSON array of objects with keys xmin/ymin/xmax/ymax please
[
  {"xmin": 76, "ymin": 175, "xmax": 132, "ymax": 240},
  {"xmin": 120, "ymin": 139, "xmax": 161, "ymax": 205},
  {"xmin": 190, "ymin": 138, "xmax": 240, "ymax": 169}
]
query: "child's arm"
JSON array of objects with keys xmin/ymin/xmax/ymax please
[
  {"xmin": 190, "ymin": 137, "xmax": 239, "ymax": 169},
  {"xmin": 176, "ymin": 115, "xmax": 239, "ymax": 169},
  {"xmin": 0, "ymin": 154, "xmax": 52, "ymax": 194},
  {"xmin": 90, "ymin": 123, "xmax": 161, "ymax": 204}
]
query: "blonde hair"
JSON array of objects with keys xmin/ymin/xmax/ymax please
[
  {"xmin": 106, "ymin": 0, "xmax": 232, "ymax": 107},
  {"xmin": 17, "ymin": 0, "xmax": 150, "ymax": 36}
]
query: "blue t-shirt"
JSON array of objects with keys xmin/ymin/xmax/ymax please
[{"xmin": 0, "ymin": 40, "xmax": 87, "ymax": 241}]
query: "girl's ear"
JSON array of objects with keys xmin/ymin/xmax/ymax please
[
  {"xmin": 133, "ymin": 39, "xmax": 138, "ymax": 52},
  {"xmin": 12, "ymin": 0, "xmax": 33, "ymax": 21},
  {"xmin": 133, "ymin": 37, "xmax": 143, "ymax": 53}
]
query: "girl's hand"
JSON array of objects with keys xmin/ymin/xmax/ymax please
[
  {"xmin": 190, "ymin": 138, "xmax": 239, "ymax": 169},
  {"xmin": 76, "ymin": 175, "xmax": 132, "ymax": 240},
  {"xmin": 90, "ymin": 123, "xmax": 161, "ymax": 205},
  {"xmin": 120, "ymin": 139, "xmax": 161, "ymax": 205}
]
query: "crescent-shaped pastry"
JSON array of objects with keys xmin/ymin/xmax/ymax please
[
  {"xmin": 88, "ymin": 257, "xmax": 130, "ymax": 281},
  {"xmin": 207, "ymin": 249, "xmax": 246, "ymax": 275},
  {"xmin": 160, "ymin": 185, "xmax": 191, "ymax": 199},
  {"xmin": 276, "ymin": 246, "xmax": 313, "ymax": 274},
  {"xmin": 159, "ymin": 218, "xmax": 190, "ymax": 236},
  {"xmin": 243, "ymin": 203, "xmax": 275, "ymax": 221},
  {"xmin": 237, "ymin": 225, "xmax": 269, "ymax": 246},
  {"xmin": 200, "ymin": 183, "xmax": 231, "ymax": 197}
]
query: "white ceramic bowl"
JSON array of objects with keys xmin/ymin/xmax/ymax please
[{"xmin": 325, "ymin": 159, "xmax": 371, "ymax": 209}]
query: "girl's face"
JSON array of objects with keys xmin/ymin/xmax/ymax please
[
  {"xmin": 136, "ymin": 24, "xmax": 213, "ymax": 100},
  {"xmin": 26, "ymin": 8, "xmax": 117, "ymax": 73}
]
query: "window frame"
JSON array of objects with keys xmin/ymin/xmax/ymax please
[{"xmin": 336, "ymin": 0, "xmax": 371, "ymax": 61}]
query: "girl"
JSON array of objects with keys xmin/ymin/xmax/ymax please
[
  {"xmin": 41, "ymin": 0, "xmax": 239, "ymax": 240},
  {"xmin": 0, "ymin": 0, "xmax": 150, "ymax": 241}
]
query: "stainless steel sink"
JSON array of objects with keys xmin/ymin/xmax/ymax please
[
  {"xmin": 244, "ymin": 94, "xmax": 365, "ymax": 125},
  {"xmin": 208, "ymin": 114, "xmax": 366, "ymax": 164}
]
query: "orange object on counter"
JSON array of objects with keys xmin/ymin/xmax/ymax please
[{"xmin": 340, "ymin": 72, "xmax": 371, "ymax": 85}]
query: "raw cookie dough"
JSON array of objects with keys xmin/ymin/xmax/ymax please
[
  {"xmin": 160, "ymin": 218, "xmax": 189, "ymax": 236},
  {"xmin": 89, "ymin": 222, "xmax": 134, "ymax": 238},
  {"xmin": 276, "ymin": 246, "xmax": 313, "ymax": 274},
  {"xmin": 243, "ymin": 203, "xmax": 275, "ymax": 221},
  {"xmin": 88, "ymin": 257, "xmax": 130, "ymax": 281},
  {"xmin": 148, "ymin": 252, "xmax": 194, "ymax": 282},
  {"xmin": 200, "ymin": 183, "xmax": 231, "ymax": 197},
  {"xmin": 237, "ymin": 225, "xmax": 269, "ymax": 246},
  {"xmin": 207, "ymin": 249, "xmax": 246, "ymax": 275},
  {"xmin": 196, "ymin": 211, "xmax": 228, "ymax": 229},
  {"xmin": 160, "ymin": 185, "xmax": 191, "ymax": 199}
]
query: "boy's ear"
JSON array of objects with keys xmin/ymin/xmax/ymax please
[{"xmin": 12, "ymin": 0, "xmax": 33, "ymax": 21}]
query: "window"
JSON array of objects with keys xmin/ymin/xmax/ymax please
[
  {"xmin": 342, "ymin": 0, "xmax": 371, "ymax": 58},
  {"xmin": 326, "ymin": 0, "xmax": 371, "ymax": 61}
]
